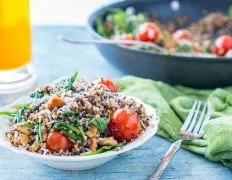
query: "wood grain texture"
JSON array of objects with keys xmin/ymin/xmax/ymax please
[{"xmin": 0, "ymin": 26, "xmax": 232, "ymax": 180}]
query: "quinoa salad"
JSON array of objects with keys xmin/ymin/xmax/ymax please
[
  {"xmin": 0, "ymin": 72, "xmax": 151, "ymax": 156},
  {"xmin": 95, "ymin": 6, "xmax": 232, "ymax": 57}
]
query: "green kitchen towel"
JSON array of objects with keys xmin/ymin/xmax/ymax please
[{"xmin": 117, "ymin": 76, "xmax": 232, "ymax": 168}]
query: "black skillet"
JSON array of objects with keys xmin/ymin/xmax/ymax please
[{"xmin": 87, "ymin": 0, "xmax": 232, "ymax": 88}]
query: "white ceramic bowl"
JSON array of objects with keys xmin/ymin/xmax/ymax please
[{"xmin": 0, "ymin": 95, "xmax": 159, "ymax": 170}]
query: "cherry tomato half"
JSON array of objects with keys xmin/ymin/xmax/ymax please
[
  {"xmin": 172, "ymin": 29, "xmax": 192, "ymax": 42},
  {"xmin": 213, "ymin": 35, "xmax": 232, "ymax": 56},
  {"xmin": 137, "ymin": 22, "xmax": 159, "ymax": 42},
  {"xmin": 108, "ymin": 108, "xmax": 140, "ymax": 142},
  {"xmin": 46, "ymin": 131, "xmax": 72, "ymax": 152},
  {"xmin": 99, "ymin": 78, "xmax": 118, "ymax": 93}
]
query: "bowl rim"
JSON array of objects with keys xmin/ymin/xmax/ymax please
[
  {"xmin": 0, "ymin": 95, "xmax": 159, "ymax": 162},
  {"xmin": 86, "ymin": 0, "xmax": 232, "ymax": 62}
]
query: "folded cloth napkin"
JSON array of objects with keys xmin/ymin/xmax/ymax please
[{"xmin": 117, "ymin": 76, "xmax": 232, "ymax": 168}]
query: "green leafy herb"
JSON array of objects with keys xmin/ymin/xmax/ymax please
[
  {"xmin": 65, "ymin": 71, "xmax": 78, "ymax": 91},
  {"xmin": 12, "ymin": 103, "xmax": 31, "ymax": 110},
  {"xmin": 79, "ymin": 126, "xmax": 87, "ymax": 141},
  {"xmin": 35, "ymin": 119, "xmax": 43, "ymax": 142},
  {"xmin": 95, "ymin": 18, "xmax": 110, "ymax": 37},
  {"xmin": 89, "ymin": 117, "xmax": 110, "ymax": 134},
  {"xmin": 117, "ymin": 141, "xmax": 127, "ymax": 148},
  {"xmin": 53, "ymin": 121, "xmax": 86, "ymax": 141},
  {"xmin": 0, "ymin": 111, "xmax": 16, "ymax": 117},
  {"xmin": 96, "ymin": 8, "xmax": 149, "ymax": 37},
  {"xmin": 13, "ymin": 107, "xmax": 27, "ymax": 124},
  {"xmin": 63, "ymin": 110, "xmax": 78, "ymax": 122},
  {"xmin": 113, "ymin": 11, "xmax": 128, "ymax": 32},
  {"xmin": 81, "ymin": 142, "xmax": 126, "ymax": 156},
  {"xmin": 228, "ymin": 6, "xmax": 232, "ymax": 19},
  {"xmin": 31, "ymin": 90, "xmax": 44, "ymax": 99},
  {"xmin": 82, "ymin": 146, "xmax": 114, "ymax": 156},
  {"xmin": 137, "ymin": 12, "xmax": 149, "ymax": 22},
  {"xmin": 0, "ymin": 103, "xmax": 31, "ymax": 124},
  {"xmin": 24, "ymin": 121, "xmax": 34, "ymax": 129},
  {"xmin": 107, "ymin": 8, "xmax": 123, "ymax": 14},
  {"xmin": 177, "ymin": 43, "xmax": 192, "ymax": 53},
  {"xmin": 63, "ymin": 110, "xmax": 77, "ymax": 116}
]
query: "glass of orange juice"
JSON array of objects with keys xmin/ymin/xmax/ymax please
[{"xmin": 0, "ymin": 0, "xmax": 36, "ymax": 93}]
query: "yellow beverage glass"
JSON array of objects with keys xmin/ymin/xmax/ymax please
[{"xmin": 0, "ymin": 0, "xmax": 35, "ymax": 93}]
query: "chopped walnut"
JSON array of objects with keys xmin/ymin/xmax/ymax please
[
  {"xmin": 18, "ymin": 134, "xmax": 29, "ymax": 147},
  {"xmin": 98, "ymin": 137, "xmax": 118, "ymax": 146},
  {"xmin": 29, "ymin": 141, "xmax": 40, "ymax": 152},
  {"xmin": 87, "ymin": 125, "xmax": 98, "ymax": 151},
  {"xmin": 6, "ymin": 133, "xmax": 13, "ymax": 142},
  {"xmin": 86, "ymin": 125, "xmax": 98, "ymax": 138},
  {"xmin": 16, "ymin": 125, "xmax": 30, "ymax": 135},
  {"xmin": 46, "ymin": 95, "xmax": 65, "ymax": 110},
  {"xmin": 90, "ymin": 137, "xmax": 97, "ymax": 152}
]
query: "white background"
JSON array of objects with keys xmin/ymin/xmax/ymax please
[{"xmin": 30, "ymin": 0, "xmax": 110, "ymax": 25}]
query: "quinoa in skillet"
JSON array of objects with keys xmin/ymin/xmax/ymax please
[{"xmin": 3, "ymin": 72, "xmax": 151, "ymax": 156}]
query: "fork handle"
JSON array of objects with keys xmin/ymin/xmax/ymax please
[{"xmin": 147, "ymin": 139, "xmax": 183, "ymax": 180}]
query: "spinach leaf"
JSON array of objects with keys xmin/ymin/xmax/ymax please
[
  {"xmin": 0, "ymin": 102, "xmax": 31, "ymax": 124},
  {"xmin": 12, "ymin": 103, "xmax": 31, "ymax": 110},
  {"xmin": 35, "ymin": 119, "xmax": 43, "ymax": 142},
  {"xmin": 81, "ymin": 146, "xmax": 113, "ymax": 156},
  {"xmin": 53, "ymin": 121, "xmax": 80, "ymax": 140},
  {"xmin": 95, "ymin": 18, "xmax": 110, "ymax": 37},
  {"xmin": 65, "ymin": 71, "xmax": 78, "ymax": 91},
  {"xmin": 89, "ymin": 117, "xmax": 110, "ymax": 134},
  {"xmin": 13, "ymin": 107, "xmax": 28, "ymax": 124},
  {"xmin": 79, "ymin": 126, "xmax": 87, "ymax": 141},
  {"xmin": 53, "ymin": 121, "xmax": 86, "ymax": 141},
  {"xmin": 0, "ymin": 107, "xmax": 29, "ymax": 124},
  {"xmin": 228, "ymin": 6, "xmax": 232, "ymax": 19},
  {"xmin": 113, "ymin": 11, "xmax": 128, "ymax": 32},
  {"xmin": 107, "ymin": 8, "xmax": 123, "ymax": 14},
  {"xmin": 0, "ymin": 111, "xmax": 16, "ymax": 117},
  {"xmin": 24, "ymin": 121, "xmax": 34, "ymax": 129},
  {"xmin": 63, "ymin": 110, "xmax": 77, "ymax": 116},
  {"xmin": 81, "ymin": 142, "xmax": 126, "ymax": 156},
  {"xmin": 177, "ymin": 43, "xmax": 192, "ymax": 53},
  {"xmin": 63, "ymin": 110, "xmax": 78, "ymax": 122},
  {"xmin": 31, "ymin": 90, "xmax": 44, "ymax": 98}
]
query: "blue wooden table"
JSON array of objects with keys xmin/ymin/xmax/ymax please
[{"xmin": 0, "ymin": 26, "xmax": 232, "ymax": 180}]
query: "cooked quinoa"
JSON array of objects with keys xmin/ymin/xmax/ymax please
[{"xmin": 3, "ymin": 72, "xmax": 151, "ymax": 156}]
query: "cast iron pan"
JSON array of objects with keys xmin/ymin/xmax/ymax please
[{"xmin": 87, "ymin": 0, "xmax": 232, "ymax": 88}]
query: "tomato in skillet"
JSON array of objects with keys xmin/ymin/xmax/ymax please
[
  {"xmin": 108, "ymin": 108, "xmax": 140, "ymax": 142},
  {"xmin": 99, "ymin": 78, "xmax": 118, "ymax": 92},
  {"xmin": 137, "ymin": 22, "xmax": 159, "ymax": 42},
  {"xmin": 172, "ymin": 29, "xmax": 192, "ymax": 42},
  {"xmin": 213, "ymin": 35, "xmax": 232, "ymax": 56},
  {"xmin": 46, "ymin": 131, "xmax": 72, "ymax": 151}
]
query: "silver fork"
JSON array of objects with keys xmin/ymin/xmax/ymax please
[{"xmin": 148, "ymin": 101, "xmax": 211, "ymax": 180}]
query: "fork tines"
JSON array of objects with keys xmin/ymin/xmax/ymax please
[{"xmin": 179, "ymin": 101, "xmax": 211, "ymax": 139}]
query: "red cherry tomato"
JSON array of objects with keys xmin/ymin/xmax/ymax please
[
  {"xmin": 99, "ymin": 78, "xmax": 118, "ymax": 92},
  {"xmin": 213, "ymin": 35, "xmax": 232, "ymax": 56},
  {"xmin": 108, "ymin": 108, "xmax": 140, "ymax": 142},
  {"xmin": 46, "ymin": 131, "xmax": 72, "ymax": 152},
  {"xmin": 137, "ymin": 22, "xmax": 159, "ymax": 42},
  {"xmin": 172, "ymin": 29, "xmax": 192, "ymax": 41}
]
